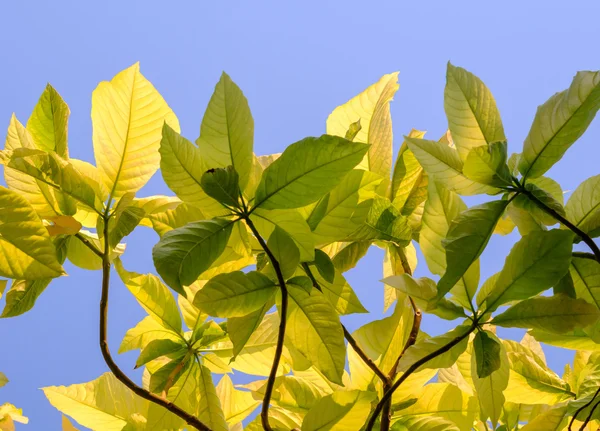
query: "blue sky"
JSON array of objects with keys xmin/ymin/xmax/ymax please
[{"xmin": 1, "ymin": 0, "xmax": 600, "ymax": 428}]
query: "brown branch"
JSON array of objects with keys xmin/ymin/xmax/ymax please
[
  {"xmin": 570, "ymin": 387, "xmax": 600, "ymax": 431},
  {"xmin": 365, "ymin": 320, "xmax": 478, "ymax": 431},
  {"xmin": 301, "ymin": 262, "xmax": 391, "ymax": 386},
  {"xmin": 98, "ymin": 216, "xmax": 212, "ymax": 431},
  {"xmin": 244, "ymin": 216, "xmax": 288, "ymax": 431}
]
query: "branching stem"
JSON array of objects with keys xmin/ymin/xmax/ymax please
[
  {"xmin": 97, "ymin": 215, "xmax": 212, "ymax": 431},
  {"xmin": 569, "ymin": 387, "xmax": 600, "ymax": 431},
  {"xmin": 244, "ymin": 215, "xmax": 288, "ymax": 431}
]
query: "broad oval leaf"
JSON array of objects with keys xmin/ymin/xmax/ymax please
[
  {"xmin": 462, "ymin": 141, "xmax": 512, "ymax": 188},
  {"xmin": 481, "ymin": 229, "xmax": 574, "ymax": 313},
  {"xmin": 0, "ymin": 187, "xmax": 64, "ymax": 279},
  {"xmin": 152, "ymin": 218, "xmax": 235, "ymax": 295},
  {"xmin": 444, "ymin": 63, "xmax": 506, "ymax": 160},
  {"xmin": 92, "ymin": 63, "xmax": 180, "ymax": 200},
  {"xmin": 301, "ymin": 390, "xmax": 375, "ymax": 431},
  {"xmin": 491, "ymin": 295, "xmax": 599, "ymax": 334},
  {"xmin": 437, "ymin": 200, "xmax": 509, "ymax": 298},
  {"xmin": 565, "ymin": 174, "xmax": 600, "ymax": 238},
  {"xmin": 285, "ymin": 278, "xmax": 346, "ymax": 385},
  {"xmin": 267, "ymin": 227, "xmax": 300, "ymax": 280},
  {"xmin": 519, "ymin": 70, "xmax": 600, "ymax": 180},
  {"xmin": 27, "ymin": 84, "xmax": 70, "ymax": 158},
  {"xmin": 193, "ymin": 271, "xmax": 277, "ymax": 318},
  {"xmin": 254, "ymin": 135, "xmax": 369, "ymax": 209}
]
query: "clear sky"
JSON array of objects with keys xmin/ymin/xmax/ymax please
[{"xmin": 1, "ymin": 1, "xmax": 600, "ymax": 429}]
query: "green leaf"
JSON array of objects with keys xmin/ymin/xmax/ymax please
[
  {"xmin": 473, "ymin": 330, "xmax": 501, "ymax": 378},
  {"xmin": 152, "ymin": 218, "xmax": 235, "ymax": 295},
  {"xmin": 27, "ymin": 84, "xmax": 70, "ymax": 158},
  {"xmin": 312, "ymin": 249, "xmax": 335, "ymax": 284},
  {"xmin": 406, "ymin": 136, "xmax": 496, "ymax": 195},
  {"xmin": 267, "ymin": 226, "xmax": 300, "ymax": 280},
  {"xmin": 0, "ymin": 372, "xmax": 8, "ymax": 388},
  {"xmin": 159, "ymin": 123, "xmax": 227, "ymax": 217},
  {"xmin": 250, "ymin": 208, "xmax": 314, "ymax": 261},
  {"xmin": 118, "ymin": 316, "xmax": 181, "ymax": 354},
  {"xmin": 326, "ymin": 72, "xmax": 399, "ymax": 185},
  {"xmin": 390, "ymin": 129, "xmax": 427, "ymax": 210},
  {"xmin": 216, "ymin": 374, "xmax": 260, "ymax": 425},
  {"xmin": 92, "ymin": 63, "xmax": 180, "ymax": 200},
  {"xmin": 301, "ymin": 390, "xmax": 375, "ymax": 431},
  {"xmin": 254, "ymin": 135, "xmax": 369, "ymax": 209},
  {"xmin": 286, "ymin": 278, "xmax": 346, "ymax": 384},
  {"xmin": 391, "ymin": 383, "xmax": 478, "ymax": 431},
  {"xmin": 565, "ymin": 174, "xmax": 600, "ymax": 237},
  {"xmin": 193, "ymin": 271, "xmax": 277, "ymax": 318},
  {"xmin": 148, "ymin": 352, "xmax": 191, "ymax": 394},
  {"xmin": 519, "ymin": 70, "xmax": 600, "ymax": 180},
  {"xmin": 65, "ymin": 230, "xmax": 124, "ymax": 271},
  {"xmin": 348, "ymin": 301, "xmax": 415, "ymax": 390},
  {"xmin": 529, "ymin": 328, "xmax": 600, "ymax": 351},
  {"xmin": 42, "ymin": 372, "xmax": 149, "ymax": 431},
  {"xmin": 200, "ymin": 166, "xmax": 241, "ymax": 209},
  {"xmin": 463, "ymin": 141, "xmax": 512, "ymax": 187},
  {"xmin": 391, "ymin": 416, "xmax": 459, "ymax": 431},
  {"xmin": 0, "ymin": 186, "xmax": 65, "ymax": 279},
  {"xmin": 331, "ymin": 241, "xmax": 371, "ymax": 273},
  {"xmin": 307, "ymin": 265, "xmax": 367, "ymax": 315},
  {"xmin": 471, "ymin": 331, "xmax": 509, "ymax": 427},
  {"xmin": 246, "ymin": 406, "xmax": 302, "ymax": 431},
  {"xmin": 397, "ymin": 324, "xmax": 472, "ymax": 373},
  {"xmin": 444, "ymin": 63, "xmax": 506, "ymax": 160},
  {"xmin": 481, "ymin": 230, "xmax": 574, "ymax": 313},
  {"xmin": 571, "ymin": 256, "xmax": 600, "ymax": 309},
  {"xmin": 243, "ymin": 375, "xmax": 322, "ymax": 414},
  {"xmin": 115, "ymin": 260, "xmax": 182, "ymax": 335},
  {"xmin": 512, "ymin": 177, "xmax": 565, "ymax": 226},
  {"xmin": 420, "ymin": 180, "xmax": 479, "ymax": 309},
  {"xmin": 308, "ymin": 169, "xmax": 383, "ymax": 244},
  {"xmin": 382, "ymin": 275, "xmax": 465, "ymax": 320},
  {"xmin": 344, "ymin": 119, "xmax": 362, "ymax": 141},
  {"xmin": 135, "ymin": 339, "xmax": 186, "ymax": 368},
  {"xmin": 146, "ymin": 202, "xmax": 206, "ymax": 237},
  {"xmin": 1, "ymin": 236, "xmax": 68, "ymax": 317},
  {"xmin": 108, "ymin": 195, "xmax": 146, "ymax": 247},
  {"xmin": 503, "ymin": 345, "xmax": 574, "ymax": 404},
  {"xmin": 345, "ymin": 196, "xmax": 412, "ymax": 245},
  {"xmin": 197, "ymin": 72, "xmax": 254, "ymax": 192},
  {"xmin": 437, "ymin": 200, "xmax": 508, "ymax": 298},
  {"xmin": 227, "ymin": 298, "xmax": 274, "ymax": 358},
  {"xmin": 492, "ymin": 295, "xmax": 599, "ymax": 333}
]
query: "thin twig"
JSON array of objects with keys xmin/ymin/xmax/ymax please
[
  {"xmin": 521, "ymin": 188, "xmax": 600, "ymax": 263},
  {"xmin": 573, "ymin": 251, "xmax": 598, "ymax": 261},
  {"xmin": 570, "ymin": 387, "xmax": 600, "ymax": 431},
  {"xmin": 244, "ymin": 216, "xmax": 288, "ymax": 431},
  {"xmin": 365, "ymin": 320, "xmax": 478, "ymax": 431},
  {"xmin": 74, "ymin": 232, "xmax": 103, "ymax": 258},
  {"xmin": 301, "ymin": 263, "xmax": 391, "ymax": 386},
  {"xmin": 579, "ymin": 398, "xmax": 600, "ymax": 431},
  {"xmin": 98, "ymin": 216, "xmax": 212, "ymax": 431}
]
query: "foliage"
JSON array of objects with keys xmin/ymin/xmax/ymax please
[{"xmin": 1, "ymin": 62, "xmax": 600, "ymax": 431}]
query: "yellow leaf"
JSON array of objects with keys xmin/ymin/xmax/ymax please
[{"xmin": 92, "ymin": 63, "xmax": 179, "ymax": 201}]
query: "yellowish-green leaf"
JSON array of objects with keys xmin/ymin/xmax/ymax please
[
  {"xmin": 193, "ymin": 271, "xmax": 277, "ymax": 318},
  {"xmin": 216, "ymin": 375, "xmax": 259, "ymax": 425},
  {"xmin": 519, "ymin": 70, "xmax": 600, "ymax": 180},
  {"xmin": 0, "ymin": 186, "xmax": 65, "ymax": 279},
  {"xmin": 61, "ymin": 415, "xmax": 80, "ymax": 431},
  {"xmin": 406, "ymin": 137, "xmax": 496, "ymax": 196},
  {"xmin": 92, "ymin": 63, "xmax": 180, "ymax": 200},
  {"xmin": 565, "ymin": 174, "xmax": 600, "ymax": 237},
  {"xmin": 27, "ymin": 84, "xmax": 70, "ymax": 158},
  {"xmin": 481, "ymin": 230, "xmax": 574, "ymax": 313},
  {"xmin": 391, "ymin": 416, "xmax": 459, "ymax": 431},
  {"xmin": 463, "ymin": 141, "xmax": 512, "ymax": 188},
  {"xmin": 115, "ymin": 259, "xmax": 182, "ymax": 335},
  {"xmin": 119, "ymin": 316, "xmax": 181, "ymax": 354},
  {"xmin": 267, "ymin": 226, "xmax": 300, "ymax": 280},
  {"xmin": 444, "ymin": 63, "xmax": 506, "ymax": 160},
  {"xmin": 254, "ymin": 135, "xmax": 369, "ymax": 209},
  {"xmin": 301, "ymin": 390, "xmax": 375, "ymax": 431},
  {"xmin": 152, "ymin": 218, "xmax": 235, "ymax": 295},
  {"xmin": 286, "ymin": 279, "xmax": 346, "ymax": 385},
  {"xmin": 42, "ymin": 373, "xmax": 149, "ymax": 431},
  {"xmin": 492, "ymin": 295, "xmax": 600, "ymax": 334},
  {"xmin": 438, "ymin": 200, "xmax": 508, "ymax": 298},
  {"xmin": 327, "ymin": 72, "xmax": 399, "ymax": 186},
  {"xmin": 197, "ymin": 72, "xmax": 254, "ymax": 191}
]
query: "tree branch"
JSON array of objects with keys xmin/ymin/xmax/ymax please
[
  {"xmin": 380, "ymin": 246, "xmax": 422, "ymax": 431},
  {"xmin": 301, "ymin": 262, "xmax": 391, "ymax": 386},
  {"xmin": 521, "ymin": 187, "xmax": 600, "ymax": 263},
  {"xmin": 578, "ymin": 398, "xmax": 600, "ymax": 431},
  {"xmin": 244, "ymin": 216, "xmax": 288, "ymax": 431},
  {"xmin": 365, "ymin": 320, "xmax": 478, "ymax": 431},
  {"xmin": 74, "ymin": 232, "xmax": 103, "ymax": 258},
  {"xmin": 569, "ymin": 387, "xmax": 600, "ymax": 431},
  {"xmin": 98, "ymin": 216, "xmax": 212, "ymax": 431}
]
